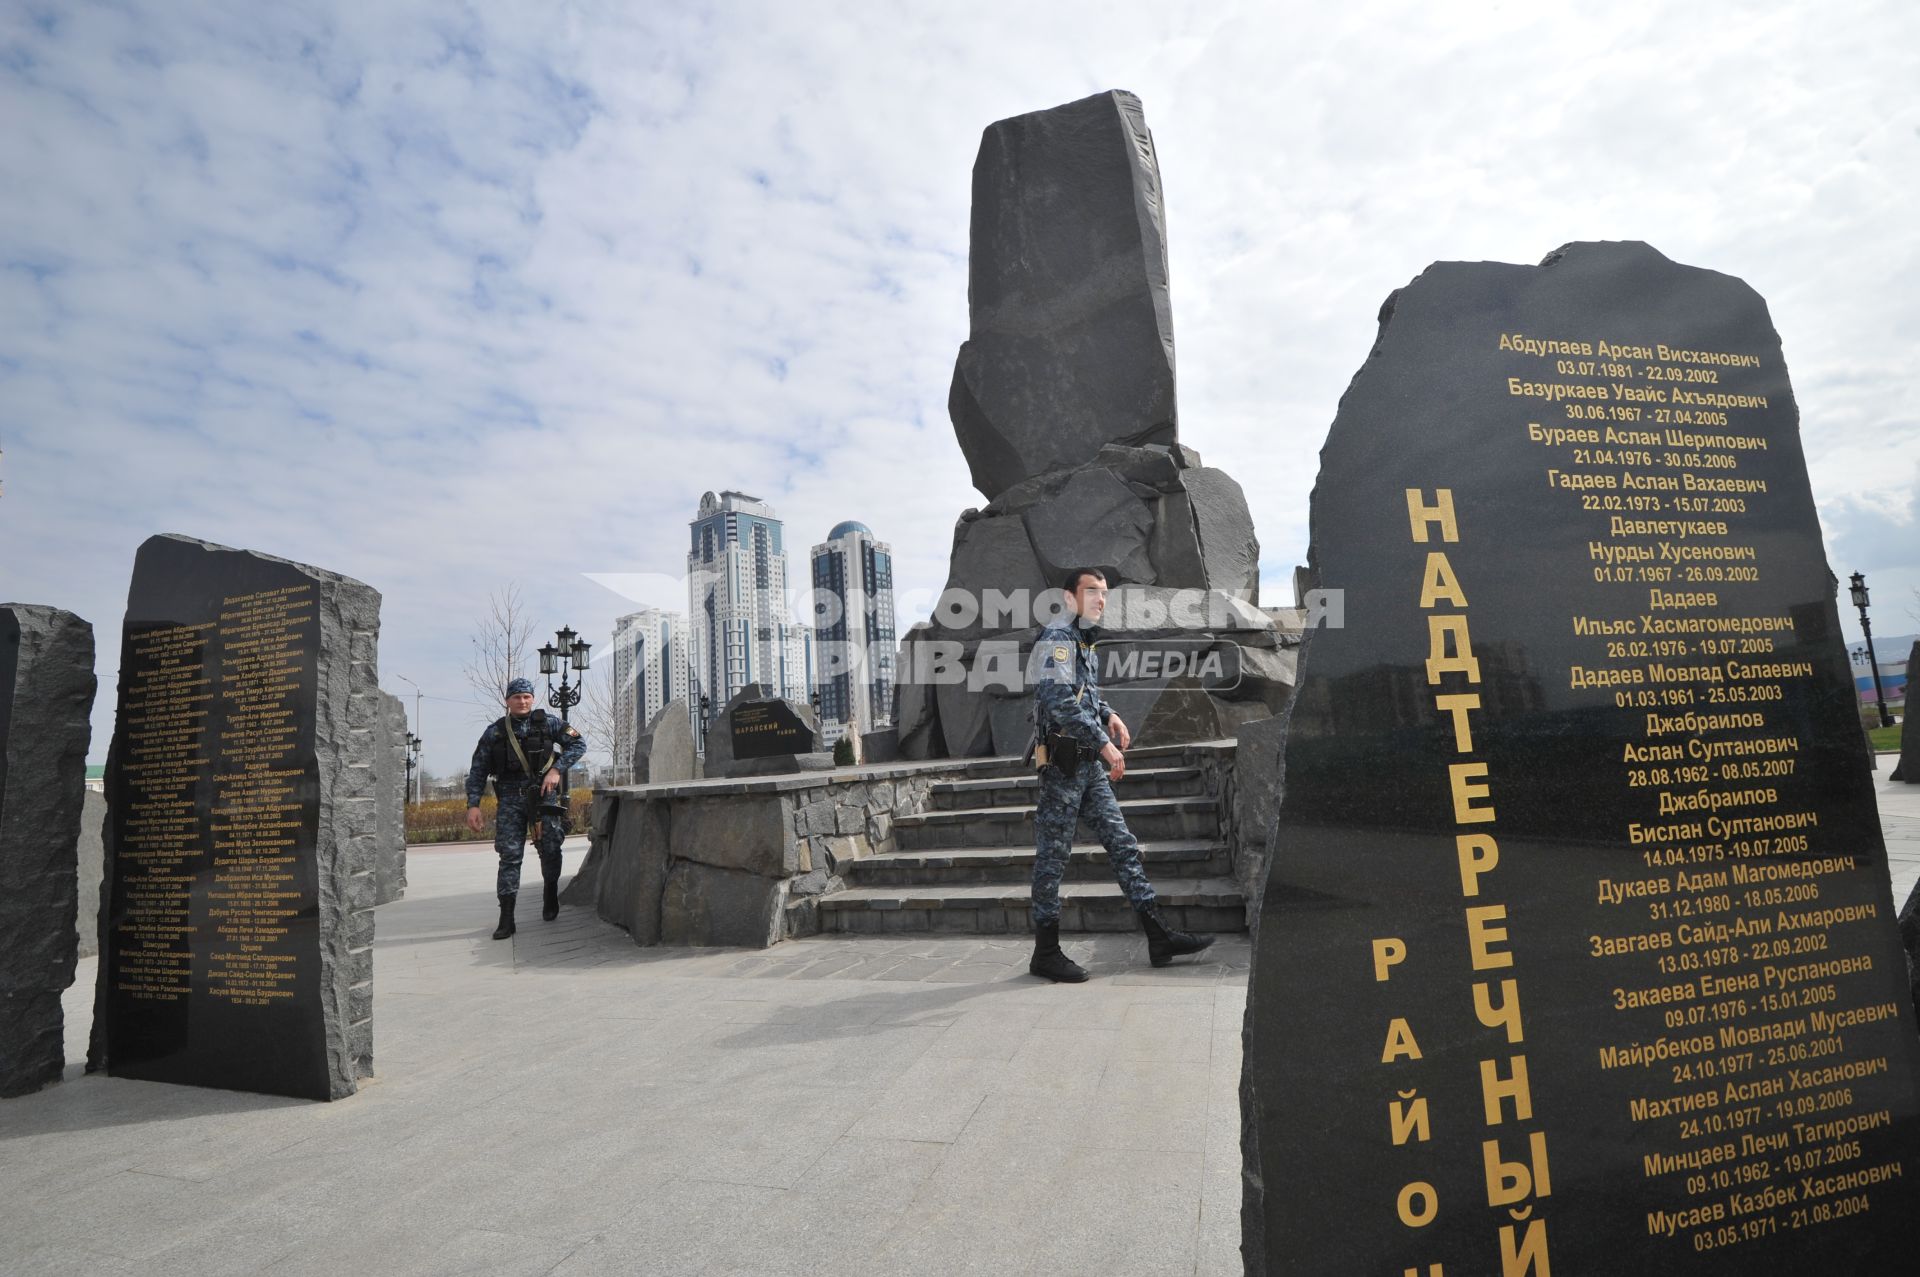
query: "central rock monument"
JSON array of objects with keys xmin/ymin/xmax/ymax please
[{"xmin": 896, "ymin": 90, "xmax": 1291, "ymax": 758}]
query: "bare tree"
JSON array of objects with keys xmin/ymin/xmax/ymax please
[
  {"xmin": 572, "ymin": 658, "xmax": 625, "ymax": 781},
  {"xmin": 463, "ymin": 584, "xmax": 537, "ymax": 727}
]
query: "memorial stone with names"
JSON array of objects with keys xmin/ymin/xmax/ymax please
[
  {"xmin": 705, "ymin": 685, "xmax": 828, "ymax": 779},
  {"xmin": 1243, "ymin": 242, "xmax": 1920, "ymax": 1274},
  {"xmin": 731, "ymin": 699, "xmax": 814, "ymax": 759},
  {"xmin": 88, "ymin": 535, "xmax": 381, "ymax": 1101}
]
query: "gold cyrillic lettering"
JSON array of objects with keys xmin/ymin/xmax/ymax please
[
  {"xmin": 1390, "ymin": 1091, "xmax": 1432, "ymax": 1145},
  {"xmin": 1480, "ymin": 1054, "xmax": 1534, "ymax": 1125},
  {"xmin": 1383, "ymin": 1017, "xmax": 1424, "ymax": 1063},
  {"xmin": 1449, "ymin": 763, "xmax": 1495, "ymax": 824},
  {"xmin": 1466, "ymin": 905, "xmax": 1514, "ymax": 971},
  {"xmin": 1426, "ymin": 615, "xmax": 1483, "ymax": 684},
  {"xmin": 1419, "ymin": 551, "xmax": 1468, "ymax": 608},
  {"xmin": 1435, "ymin": 693, "xmax": 1481, "ymax": 753},
  {"xmin": 1406, "ymin": 489, "xmax": 1459, "ymax": 544},
  {"xmin": 1457, "ymin": 833, "xmax": 1499, "ymax": 897},
  {"xmin": 1501, "ymin": 1218, "xmax": 1551, "ymax": 1277},
  {"xmin": 1483, "ymin": 1131, "xmax": 1553, "ymax": 1206},
  {"xmin": 1373, "ymin": 937, "xmax": 1408, "ymax": 982},
  {"xmin": 1397, "ymin": 1181, "xmax": 1439, "ymax": 1227},
  {"xmin": 1475, "ymin": 979, "xmax": 1524, "ymax": 1043}
]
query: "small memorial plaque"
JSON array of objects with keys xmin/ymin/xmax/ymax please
[
  {"xmin": 93, "ymin": 535, "xmax": 378, "ymax": 1100},
  {"xmin": 729, "ymin": 699, "xmax": 814, "ymax": 759},
  {"xmin": 1243, "ymin": 242, "xmax": 1920, "ymax": 1273}
]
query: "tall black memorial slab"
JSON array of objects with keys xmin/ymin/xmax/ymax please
[
  {"xmin": 0, "ymin": 604, "xmax": 95, "ymax": 1098},
  {"xmin": 1243, "ymin": 242, "xmax": 1920, "ymax": 1273},
  {"xmin": 88, "ymin": 535, "xmax": 380, "ymax": 1101}
]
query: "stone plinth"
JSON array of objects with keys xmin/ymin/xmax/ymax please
[{"xmin": 564, "ymin": 764, "xmax": 942, "ymax": 948}]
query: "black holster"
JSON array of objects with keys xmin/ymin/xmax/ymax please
[{"xmin": 1042, "ymin": 730, "xmax": 1083, "ymax": 777}]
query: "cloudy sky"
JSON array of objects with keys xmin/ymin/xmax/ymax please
[{"xmin": 3, "ymin": 1, "xmax": 1916, "ymax": 771}]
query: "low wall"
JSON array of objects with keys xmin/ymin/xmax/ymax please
[{"xmin": 563, "ymin": 762, "xmax": 956, "ymax": 948}]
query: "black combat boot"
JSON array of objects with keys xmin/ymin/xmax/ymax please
[
  {"xmin": 492, "ymin": 894, "xmax": 517, "ymax": 940},
  {"xmin": 542, "ymin": 877, "xmax": 560, "ymax": 921},
  {"xmin": 1138, "ymin": 907, "xmax": 1213, "ymax": 967},
  {"xmin": 1029, "ymin": 921, "xmax": 1089, "ymax": 983}
]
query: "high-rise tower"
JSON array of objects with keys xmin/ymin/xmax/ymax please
[
  {"xmin": 607, "ymin": 607, "xmax": 690, "ymax": 780},
  {"xmin": 687, "ymin": 491, "xmax": 811, "ymax": 721},
  {"xmin": 809, "ymin": 521, "xmax": 896, "ymax": 743}
]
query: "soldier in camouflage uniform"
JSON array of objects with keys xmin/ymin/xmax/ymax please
[
  {"xmin": 465, "ymin": 677, "xmax": 587, "ymax": 939},
  {"xmin": 1026, "ymin": 568, "xmax": 1213, "ymax": 983}
]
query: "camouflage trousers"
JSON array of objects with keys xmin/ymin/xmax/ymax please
[
  {"xmin": 494, "ymin": 785, "xmax": 565, "ymax": 899},
  {"xmin": 1031, "ymin": 758, "xmax": 1157, "ymax": 927}
]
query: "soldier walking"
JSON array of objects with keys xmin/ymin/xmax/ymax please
[
  {"xmin": 465, "ymin": 677, "xmax": 587, "ymax": 939},
  {"xmin": 1027, "ymin": 568, "xmax": 1214, "ymax": 982}
]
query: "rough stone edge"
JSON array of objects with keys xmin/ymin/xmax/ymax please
[{"xmin": 0, "ymin": 604, "xmax": 94, "ymax": 1099}]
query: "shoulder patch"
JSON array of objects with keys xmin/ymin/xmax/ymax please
[{"xmin": 1052, "ymin": 645, "xmax": 1070, "ymax": 662}]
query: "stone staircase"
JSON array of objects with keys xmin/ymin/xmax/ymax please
[{"xmin": 816, "ymin": 744, "xmax": 1246, "ymax": 936}]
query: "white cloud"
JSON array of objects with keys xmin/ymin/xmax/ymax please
[{"xmin": 2, "ymin": 0, "xmax": 1916, "ymax": 769}]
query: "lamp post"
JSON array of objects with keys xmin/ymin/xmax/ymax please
[
  {"xmin": 405, "ymin": 733, "xmax": 422, "ymax": 804},
  {"xmin": 396, "ymin": 673, "xmax": 425, "ymax": 797},
  {"xmin": 687, "ymin": 666, "xmax": 711, "ymax": 749},
  {"xmin": 540, "ymin": 626, "xmax": 592, "ymax": 797},
  {"xmin": 1849, "ymin": 573, "xmax": 1893, "ymax": 729}
]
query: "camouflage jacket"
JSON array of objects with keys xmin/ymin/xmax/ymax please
[
  {"xmin": 1030, "ymin": 621, "xmax": 1114, "ymax": 749},
  {"xmin": 465, "ymin": 710, "xmax": 587, "ymax": 806}
]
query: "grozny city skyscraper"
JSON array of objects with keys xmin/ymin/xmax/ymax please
[
  {"xmin": 809, "ymin": 521, "xmax": 896, "ymax": 744},
  {"xmin": 686, "ymin": 491, "xmax": 811, "ymax": 722}
]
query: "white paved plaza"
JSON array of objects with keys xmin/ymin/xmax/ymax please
[{"xmin": 3, "ymin": 764, "xmax": 1916, "ymax": 1275}]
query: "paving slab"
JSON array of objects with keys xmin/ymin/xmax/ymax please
[
  {"xmin": 9, "ymin": 839, "xmax": 1248, "ymax": 1276},
  {"xmin": 12, "ymin": 772, "xmax": 1912, "ymax": 1275}
]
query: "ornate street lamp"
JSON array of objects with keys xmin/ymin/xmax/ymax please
[
  {"xmin": 1849, "ymin": 573, "xmax": 1893, "ymax": 728},
  {"xmin": 541, "ymin": 626, "xmax": 591, "ymax": 726},
  {"xmin": 405, "ymin": 733, "xmax": 422, "ymax": 804}
]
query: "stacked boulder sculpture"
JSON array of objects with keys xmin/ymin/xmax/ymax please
[{"xmin": 896, "ymin": 90, "xmax": 1292, "ymax": 758}]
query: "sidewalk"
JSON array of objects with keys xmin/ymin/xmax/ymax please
[
  {"xmin": 8, "ymin": 844, "xmax": 1249, "ymax": 1277},
  {"xmin": 5, "ymin": 768, "xmax": 1916, "ymax": 1276}
]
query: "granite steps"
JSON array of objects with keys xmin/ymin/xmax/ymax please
[{"xmin": 817, "ymin": 749, "xmax": 1244, "ymax": 936}]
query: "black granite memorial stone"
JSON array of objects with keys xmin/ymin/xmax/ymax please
[
  {"xmin": 1243, "ymin": 242, "xmax": 1920, "ymax": 1273},
  {"xmin": 730, "ymin": 699, "xmax": 815, "ymax": 760},
  {"xmin": 90, "ymin": 535, "xmax": 379, "ymax": 1101}
]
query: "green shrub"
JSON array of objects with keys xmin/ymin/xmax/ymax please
[{"xmin": 833, "ymin": 736, "xmax": 856, "ymax": 766}]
